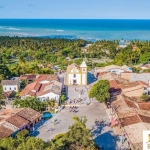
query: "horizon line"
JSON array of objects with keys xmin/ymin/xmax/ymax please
[{"xmin": 0, "ymin": 18, "xmax": 150, "ymax": 20}]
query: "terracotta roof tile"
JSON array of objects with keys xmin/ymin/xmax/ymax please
[
  {"xmin": 21, "ymin": 80, "xmax": 62, "ymax": 97},
  {"xmin": 19, "ymin": 74, "xmax": 36, "ymax": 80},
  {"xmin": 6, "ymin": 115, "xmax": 29, "ymax": 128},
  {"xmin": 120, "ymin": 114, "xmax": 141, "ymax": 127},
  {"xmin": 35, "ymin": 74, "xmax": 58, "ymax": 82},
  {"xmin": 138, "ymin": 103, "xmax": 150, "ymax": 111},
  {"xmin": 17, "ymin": 108, "xmax": 41, "ymax": 122},
  {"xmin": 3, "ymin": 91, "xmax": 14, "ymax": 99},
  {"xmin": 0, "ymin": 125, "xmax": 13, "ymax": 139},
  {"xmin": 124, "ymin": 100, "xmax": 138, "ymax": 109},
  {"xmin": 109, "ymin": 80, "xmax": 121, "ymax": 92},
  {"xmin": 34, "ymin": 82, "xmax": 42, "ymax": 91},
  {"xmin": 139, "ymin": 114, "xmax": 150, "ymax": 123},
  {"xmin": 136, "ymin": 80, "xmax": 149, "ymax": 87},
  {"xmin": 21, "ymin": 82, "xmax": 39, "ymax": 96}
]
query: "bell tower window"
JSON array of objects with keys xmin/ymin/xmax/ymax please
[{"xmin": 82, "ymin": 68, "xmax": 86, "ymax": 72}]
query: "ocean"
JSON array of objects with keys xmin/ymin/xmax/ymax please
[{"xmin": 0, "ymin": 19, "xmax": 150, "ymax": 41}]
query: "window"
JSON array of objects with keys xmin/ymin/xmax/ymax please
[
  {"xmin": 14, "ymin": 87, "xmax": 16, "ymax": 90},
  {"xmin": 82, "ymin": 69, "xmax": 85, "ymax": 72},
  {"xmin": 5, "ymin": 87, "xmax": 6, "ymax": 90},
  {"xmin": 74, "ymin": 74, "xmax": 76, "ymax": 78},
  {"xmin": 10, "ymin": 87, "xmax": 11, "ymax": 90},
  {"xmin": 144, "ymin": 87, "xmax": 147, "ymax": 90}
]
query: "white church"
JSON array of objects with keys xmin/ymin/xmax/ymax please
[{"xmin": 66, "ymin": 61, "xmax": 87, "ymax": 86}]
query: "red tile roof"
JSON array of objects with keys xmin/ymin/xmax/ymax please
[
  {"xmin": 6, "ymin": 115, "xmax": 29, "ymax": 128},
  {"xmin": 136, "ymin": 80, "xmax": 149, "ymax": 87},
  {"xmin": 120, "ymin": 114, "xmax": 141, "ymax": 127},
  {"xmin": 16, "ymin": 108, "xmax": 41, "ymax": 122},
  {"xmin": 35, "ymin": 74, "xmax": 58, "ymax": 82},
  {"xmin": 20, "ymin": 82, "xmax": 41, "ymax": 96},
  {"xmin": 138, "ymin": 103, "xmax": 150, "ymax": 111},
  {"xmin": 124, "ymin": 100, "xmax": 138, "ymax": 109},
  {"xmin": 139, "ymin": 114, "xmax": 150, "ymax": 123},
  {"xmin": 21, "ymin": 80, "xmax": 62, "ymax": 97},
  {"xmin": 109, "ymin": 80, "xmax": 121, "ymax": 89},
  {"xmin": 0, "ymin": 125, "xmax": 13, "ymax": 139},
  {"xmin": 3, "ymin": 91, "xmax": 14, "ymax": 99},
  {"xmin": 19, "ymin": 74, "xmax": 36, "ymax": 80}
]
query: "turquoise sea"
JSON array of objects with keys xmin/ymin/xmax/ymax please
[{"xmin": 0, "ymin": 19, "xmax": 150, "ymax": 41}]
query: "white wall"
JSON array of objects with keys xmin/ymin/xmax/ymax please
[
  {"xmin": 68, "ymin": 74, "xmax": 81, "ymax": 85},
  {"xmin": 82, "ymin": 74, "xmax": 86, "ymax": 85},
  {"xmin": 107, "ymin": 69, "xmax": 124, "ymax": 75},
  {"xmin": 38, "ymin": 92, "xmax": 60, "ymax": 102},
  {"xmin": 3, "ymin": 85, "xmax": 19, "ymax": 92},
  {"xmin": 39, "ymin": 80, "xmax": 50, "ymax": 84}
]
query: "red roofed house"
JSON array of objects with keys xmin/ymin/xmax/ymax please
[
  {"xmin": 21, "ymin": 75, "xmax": 62, "ymax": 102},
  {"xmin": 0, "ymin": 107, "xmax": 41, "ymax": 139},
  {"xmin": 19, "ymin": 74, "xmax": 37, "ymax": 84}
]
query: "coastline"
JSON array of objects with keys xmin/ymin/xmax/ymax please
[{"xmin": 1, "ymin": 19, "xmax": 150, "ymax": 41}]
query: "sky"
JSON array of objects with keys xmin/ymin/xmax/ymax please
[{"xmin": 0, "ymin": 0, "xmax": 150, "ymax": 19}]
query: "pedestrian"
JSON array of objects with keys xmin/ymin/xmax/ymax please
[{"xmin": 95, "ymin": 119, "xmax": 97, "ymax": 125}]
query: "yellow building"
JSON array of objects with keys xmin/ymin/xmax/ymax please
[{"xmin": 66, "ymin": 61, "xmax": 87, "ymax": 86}]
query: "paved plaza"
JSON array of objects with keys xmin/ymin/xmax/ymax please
[
  {"xmin": 36, "ymin": 102, "xmax": 120, "ymax": 149},
  {"xmin": 34, "ymin": 71, "xmax": 128, "ymax": 150}
]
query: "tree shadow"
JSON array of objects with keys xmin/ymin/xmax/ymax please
[
  {"xmin": 31, "ymin": 131, "xmax": 40, "ymax": 137},
  {"xmin": 88, "ymin": 72, "xmax": 97, "ymax": 84},
  {"xmin": 91, "ymin": 122, "xmax": 119, "ymax": 150}
]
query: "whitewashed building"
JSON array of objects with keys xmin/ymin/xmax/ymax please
[
  {"xmin": 20, "ymin": 75, "xmax": 62, "ymax": 102},
  {"xmin": 1, "ymin": 80, "xmax": 20, "ymax": 92},
  {"xmin": 66, "ymin": 61, "xmax": 87, "ymax": 86}
]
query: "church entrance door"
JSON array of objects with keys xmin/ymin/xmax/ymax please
[{"xmin": 73, "ymin": 79, "xmax": 77, "ymax": 85}]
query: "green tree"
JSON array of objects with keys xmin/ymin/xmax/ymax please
[
  {"xmin": 89, "ymin": 80, "xmax": 110, "ymax": 102},
  {"xmin": 49, "ymin": 116, "xmax": 100, "ymax": 150},
  {"xmin": 13, "ymin": 97, "xmax": 46, "ymax": 112},
  {"xmin": 60, "ymin": 94, "xmax": 66, "ymax": 103},
  {"xmin": 140, "ymin": 93, "xmax": 149, "ymax": 101},
  {"xmin": 16, "ymin": 129, "xmax": 29, "ymax": 139}
]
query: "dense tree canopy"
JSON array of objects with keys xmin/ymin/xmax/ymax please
[
  {"xmin": 13, "ymin": 97, "xmax": 46, "ymax": 112},
  {"xmin": 1, "ymin": 36, "xmax": 150, "ymax": 78},
  {"xmin": 89, "ymin": 80, "xmax": 110, "ymax": 102}
]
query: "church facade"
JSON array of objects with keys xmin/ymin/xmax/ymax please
[{"xmin": 66, "ymin": 61, "xmax": 87, "ymax": 86}]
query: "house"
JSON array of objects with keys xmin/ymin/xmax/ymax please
[
  {"xmin": 0, "ymin": 125, "xmax": 13, "ymax": 139},
  {"xmin": 0, "ymin": 108, "xmax": 41, "ymax": 139},
  {"xmin": 19, "ymin": 74, "xmax": 36, "ymax": 84},
  {"xmin": 120, "ymin": 73, "xmax": 150, "ymax": 85},
  {"xmin": 99, "ymin": 72, "xmax": 147, "ymax": 98},
  {"xmin": 140, "ymin": 64, "xmax": 150, "ymax": 70},
  {"xmin": 21, "ymin": 75, "xmax": 62, "ymax": 102},
  {"xmin": 65, "ymin": 61, "xmax": 87, "ymax": 86},
  {"xmin": 110, "ymin": 96, "xmax": 150, "ymax": 150},
  {"xmin": 35, "ymin": 74, "xmax": 58, "ymax": 83},
  {"xmin": 1, "ymin": 80, "xmax": 20, "ymax": 92},
  {"xmin": 94, "ymin": 65, "xmax": 132, "ymax": 77}
]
